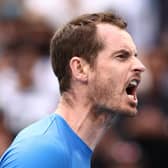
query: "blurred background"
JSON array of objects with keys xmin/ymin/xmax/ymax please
[{"xmin": 0, "ymin": 0, "xmax": 167, "ymax": 167}]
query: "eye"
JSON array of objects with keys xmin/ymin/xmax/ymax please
[{"xmin": 116, "ymin": 53, "xmax": 129, "ymax": 61}]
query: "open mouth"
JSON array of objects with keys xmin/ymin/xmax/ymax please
[{"xmin": 126, "ymin": 79, "xmax": 140, "ymax": 101}]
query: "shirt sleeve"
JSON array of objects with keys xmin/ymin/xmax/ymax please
[{"xmin": 0, "ymin": 138, "xmax": 69, "ymax": 168}]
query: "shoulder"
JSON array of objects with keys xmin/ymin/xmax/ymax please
[
  {"xmin": 0, "ymin": 137, "xmax": 70, "ymax": 168},
  {"xmin": 16, "ymin": 113, "xmax": 57, "ymax": 138},
  {"xmin": 0, "ymin": 114, "xmax": 71, "ymax": 168}
]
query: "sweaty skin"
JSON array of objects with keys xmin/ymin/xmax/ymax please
[{"xmin": 57, "ymin": 23, "xmax": 146, "ymax": 149}]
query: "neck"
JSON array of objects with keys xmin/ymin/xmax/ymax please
[{"xmin": 56, "ymin": 92, "xmax": 115, "ymax": 150}]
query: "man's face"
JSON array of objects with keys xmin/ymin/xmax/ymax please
[{"xmin": 88, "ymin": 24, "xmax": 145, "ymax": 115}]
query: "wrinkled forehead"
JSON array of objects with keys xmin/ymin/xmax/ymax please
[{"xmin": 96, "ymin": 23, "xmax": 137, "ymax": 53}]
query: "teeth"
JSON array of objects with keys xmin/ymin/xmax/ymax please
[
  {"xmin": 129, "ymin": 80, "xmax": 138, "ymax": 87},
  {"xmin": 128, "ymin": 94, "xmax": 137, "ymax": 101}
]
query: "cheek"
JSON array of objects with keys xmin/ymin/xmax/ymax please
[
  {"xmin": 88, "ymin": 72, "xmax": 119, "ymax": 103},
  {"xmin": 111, "ymin": 69, "xmax": 128, "ymax": 90},
  {"xmin": 88, "ymin": 64, "xmax": 128, "ymax": 99}
]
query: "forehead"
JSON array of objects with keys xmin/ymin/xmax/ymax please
[{"xmin": 97, "ymin": 23, "xmax": 137, "ymax": 53}]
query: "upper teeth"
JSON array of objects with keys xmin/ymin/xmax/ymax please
[{"xmin": 129, "ymin": 80, "xmax": 138, "ymax": 87}]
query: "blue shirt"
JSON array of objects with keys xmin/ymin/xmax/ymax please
[{"xmin": 0, "ymin": 113, "xmax": 92, "ymax": 168}]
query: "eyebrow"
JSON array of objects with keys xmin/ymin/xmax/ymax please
[{"xmin": 113, "ymin": 49, "xmax": 138, "ymax": 57}]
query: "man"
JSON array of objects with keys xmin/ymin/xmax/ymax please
[{"xmin": 0, "ymin": 12, "xmax": 145, "ymax": 168}]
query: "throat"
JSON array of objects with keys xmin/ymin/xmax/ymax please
[{"xmin": 75, "ymin": 108, "xmax": 114, "ymax": 150}]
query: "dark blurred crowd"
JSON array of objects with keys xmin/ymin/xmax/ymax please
[{"xmin": 0, "ymin": 0, "xmax": 167, "ymax": 168}]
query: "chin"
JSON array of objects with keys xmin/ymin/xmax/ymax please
[
  {"xmin": 115, "ymin": 105, "xmax": 138, "ymax": 116},
  {"xmin": 96, "ymin": 103, "xmax": 138, "ymax": 117},
  {"xmin": 122, "ymin": 108, "xmax": 138, "ymax": 116}
]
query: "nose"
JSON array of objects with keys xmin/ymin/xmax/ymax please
[{"xmin": 132, "ymin": 57, "xmax": 146, "ymax": 73}]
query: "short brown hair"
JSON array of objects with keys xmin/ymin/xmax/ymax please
[{"xmin": 50, "ymin": 12, "xmax": 127, "ymax": 93}]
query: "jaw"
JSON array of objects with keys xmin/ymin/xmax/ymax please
[
  {"xmin": 117, "ymin": 92, "xmax": 138, "ymax": 116},
  {"xmin": 87, "ymin": 77, "xmax": 139, "ymax": 117},
  {"xmin": 102, "ymin": 90, "xmax": 139, "ymax": 116},
  {"xmin": 92, "ymin": 95, "xmax": 138, "ymax": 118}
]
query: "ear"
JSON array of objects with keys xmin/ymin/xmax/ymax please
[{"xmin": 69, "ymin": 57, "xmax": 89, "ymax": 82}]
